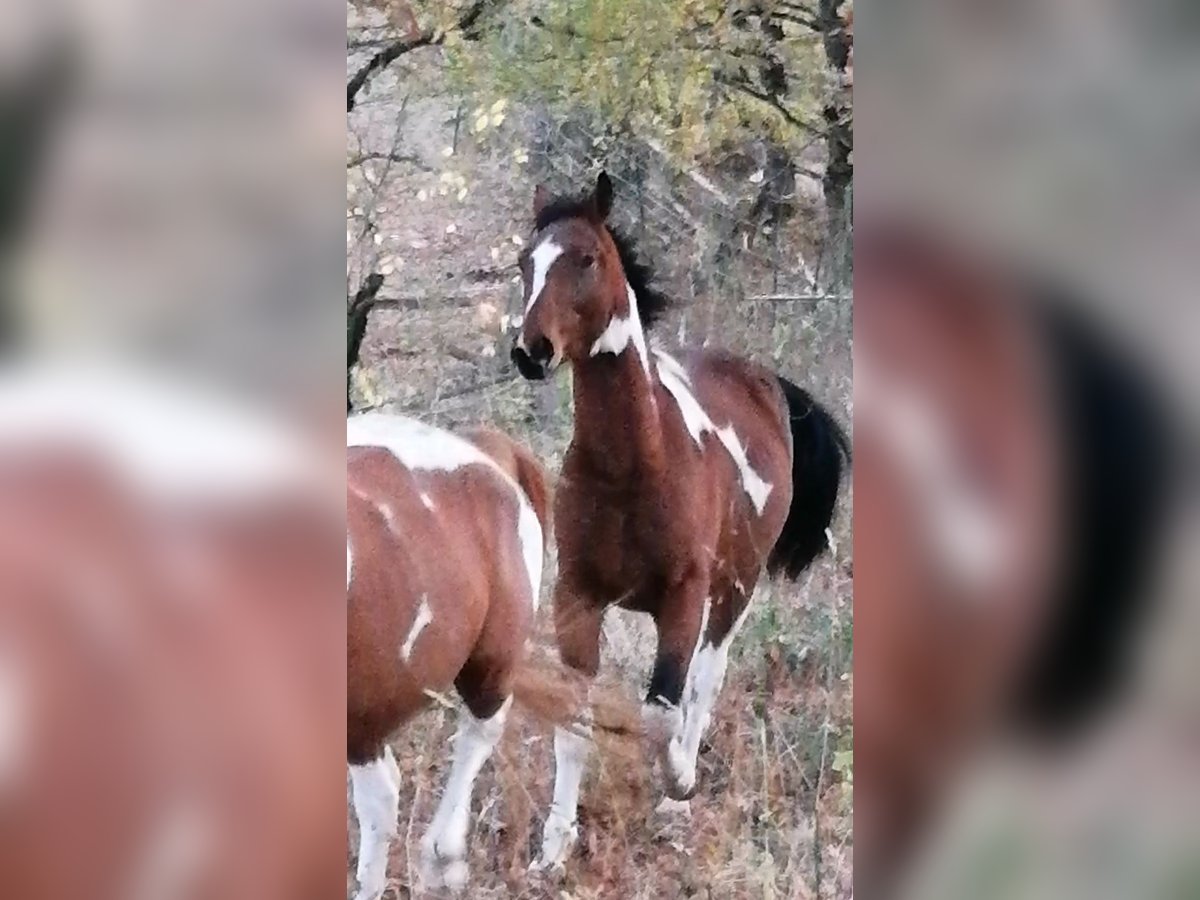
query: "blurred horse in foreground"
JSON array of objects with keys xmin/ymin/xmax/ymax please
[
  {"xmin": 854, "ymin": 227, "xmax": 1175, "ymax": 896},
  {"xmin": 0, "ymin": 364, "xmax": 345, "ymax": 900}
]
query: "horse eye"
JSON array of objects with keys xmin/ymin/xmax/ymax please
[{"xmin": 580, "ymin": 253, "xmax": 595, "ymax": 268}]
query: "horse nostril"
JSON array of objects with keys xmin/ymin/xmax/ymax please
[
  {"xmin": 510, "ymin": 340, "xmax": 548, "ymax": 380},
  {"xmin": 529, "ymin": 336, "xmax": 554, "ymax": 364}
]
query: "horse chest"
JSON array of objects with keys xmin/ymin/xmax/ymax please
[{"xmin": 558, "ymin": 470, "xmax": 685, "ymax": 601}]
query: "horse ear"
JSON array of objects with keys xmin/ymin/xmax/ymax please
[
  {"xmin": 532, "ymin": 184, "xmax": 551, "ymax": 220},
  {"xmin": 593, "ymin": 171, "xmax": 613, "ymax": 220}
]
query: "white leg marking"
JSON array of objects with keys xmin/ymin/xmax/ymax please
[
  {"xmin": 654, "ymin": 349, "xmax": 773, "ymax": 514},
  {"xmin": 400, "ymin": 596, "xmax": 433, "ymax": 662},
  {"xmin": 525, "ymin": 238, "xmax": 564, "ymax": 314},
  {"xmin": 664, "ymin": 595, "xmax": 753, "ymax": 798},
  {"xmin": 350, "ymin": 747, "xmax": 401, "ymax": 900},
  {"xmin": 421, "ymin": 697, "xmax": 511, "ymax": 890},
  {"xmin": 589, "ymin": 283, "xmax": 652, "ymax": 377},
  {"xmin": 535, "ymin": 720, "xmax": 593, "ymax": 869}
]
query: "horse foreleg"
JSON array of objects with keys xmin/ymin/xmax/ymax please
[
  {"xmin": 644, "ymin": 573, "xmax": 713, "ymax": 801},
  {"xmin": 420, "ymin": 696, "xmax": 511, "ymax": 891},
  {"xmin": 535, "ymin": 589, "xmax": 605, "ymax": 870},
  {"xmin": 349, "ymin": 746, "xmax": 400, "ymax": 900}
]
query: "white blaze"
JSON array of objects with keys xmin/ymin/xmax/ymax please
[{"xmin": 525, "ymin": 239, "xmax": 564, "ymax": 314}]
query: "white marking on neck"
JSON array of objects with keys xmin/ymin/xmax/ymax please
[
  {"xmin": 652, "ymin": 350, "xmax": 773, "ymax": 514},
  {"xmin": 400, "ymin": 595, "xmax": 433, "ymax": 661},
  {"xmin": 589, "ymin": 283, "xmax": 652, "ymax": 378},
  {"xmin": 525, "ymin": 239, "xmax": 564, "ymax": 314}
]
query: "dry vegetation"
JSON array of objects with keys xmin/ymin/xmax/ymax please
[{"xmin": 348, "ymin": 2, "xmax": 852, "ymax": 895}]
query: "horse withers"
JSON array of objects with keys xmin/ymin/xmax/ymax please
[
  {"xmin": 346, "ymin": 414, "xmax": 550, "ymax": 896},
  {"xmin": 510, "ymin": 173, "xmax": 850, "ymax": 868}
]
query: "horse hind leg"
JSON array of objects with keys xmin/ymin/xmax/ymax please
[
  {"xmin": 422, "ymin": 586, "xmax": 525, "ymax": 894},
  {"xmin": 419, "ymin": 691, "xmax": 511, "ymax": 891},
  {"xmin": 349, "ymin": 746, "xmax": 401, "ymax": 900},
  {"xmin": 649, "ymin": 583, "xmax": 750, "ymax": 801}
]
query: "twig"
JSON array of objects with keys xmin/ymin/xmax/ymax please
[
  {"xmin": 714, "ymin": 73, "xmax": 822, "ymax": 137},
  {"xmin": 743, "ymin": 293, "xmax": 851, "ymax": 303},
  {"xmin": 347, "ymin": 151, "xmax": 431, "ymax": 171},
  {"xmin": 346, "ymin": 0, "xmax": 498, "ymax": 111}
]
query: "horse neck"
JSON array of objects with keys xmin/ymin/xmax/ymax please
[{"xmin": 569, "ymin": 302, "xmax": 663, "ymax": 480}]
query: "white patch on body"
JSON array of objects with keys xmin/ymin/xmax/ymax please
[
  {"xmin": 0, "ymin": 650, "xmax": 29, "ymax": 791},
  {"xmin": 127, "ymin": 798, "xmax": 214, "ymax": 900},
  {"xmin": 0, "ymin": 362, "xmax": 330, "ymax": 504},
  {"xmin": 400, "ymin": 596, "xmax": 433, "ymax": 661},
  {"xmin": 653, "ymin": 349, "xmax": 773, "ymax": 514},
  {"xmin": 350, "ymin": 747, "xmax": 401, "ymax": 900},
  {"xmin": 347, "ymin": 414, "xmax": 543, "ymax": 610},
  {"xmin": 419, "ymin": 492, "xmax": 436, "ymax": 511},
  {"xmin": 535, "ymin": 718, "xmax": 592, "ymax": 870},
  {"xmin": 346, "ymin": 540, "xmax": 353, "ymax": 591},
  {"xmin": 857, "ymin": 359, "xmax": 1008, "ymax": 590},
  {"xmin": 589, "ymin": 284, "xmax": 652, "ymax": 377},
  {"xmin": 421, "ymin": 697, "xmax": 512, "ymax": 890}
]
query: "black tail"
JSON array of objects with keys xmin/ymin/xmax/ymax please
[
  {"xmin": 766, "ymin": 377, "xmax": 852, "ymax": 579},
  {"xmin": 1010, "ymin": 291, "xmax": 1175, "ymax": 738}
]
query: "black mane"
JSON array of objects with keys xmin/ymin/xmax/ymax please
[{"xmin": 534, "ymin": 194, "xmax": 672, "ymax": 329}]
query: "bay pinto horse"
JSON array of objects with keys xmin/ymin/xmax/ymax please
[
  {"xmin": 346, "ymin": 413, "xmax": 550, "ymax": 896},
  {"xmin": 853, "ymin": 227, "xmax": 1174, "ymax": 896},
  {"xmin": 0, "ymin": 365, "xmax": 345, "ymax": 900},
  {"xmin": 510, "ymin": 173, "xmax": 850, "ymax": 867}
]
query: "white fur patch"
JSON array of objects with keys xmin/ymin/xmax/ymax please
[
  {"xmin": 127, "ymin": 798, "xmax": 213, "ymax": 900},
  {"xmin": 525, "ymin": 238, "xmax": 564, "ymax": 314},
  {"xmin": 419, "ymin": 492, "xmax": 436, "ymax": 511},
  {"xmin": 400, "ymin": 596, "xmax": 433, "ymax": 661},
  {"xmin": 589, "ymin": 284, "xmax": 652, "ymax": 377},
  {"xmin": 664, "ymin": 595, "xmax": 754, "ymax": 797},
  {"xmin": 350, "ymin": 748, "xmax": 401, "ymax": 900},
  {"xmin": 0, "ymin": 649, "xmax": 28, "ymax": 791},
  {"xmin": 422, "ymin": 698, "xmax": 511, "ymax": 890},
  {"xmin": 652, "ymin": 350, "xmax": 773, "ymax": 514},
  {"xmin": 857, "ymin": 359, "xmax": 1008, "ymax": 590},
  {"xmin": 0, "ymin": 362, "xmax": 328, "ymax": 503},
  {"xmin": 347, "ymin": 414, "xmax": 543, "ymax": 611},
  {"xmin": 536, "ymin": 719, "xmax": 592, "ymax": 870},
  {"xmin": 346, "ymin": 540, "xmax": 353, "ymax": 591}
]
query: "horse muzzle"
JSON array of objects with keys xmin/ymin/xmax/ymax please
[{"xmin": 510, "ymin": 336, "xmax": 557, "ymax": 381}]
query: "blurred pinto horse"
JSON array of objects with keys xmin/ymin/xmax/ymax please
[
  {"xmin": 510, "ymin": 173, "xmax": 850, "ymax": 868},
  {"xmin": 853, "ymin": 227, "xmax": 1174, "ymax": 896},
  {"xmin": 346, "ymin": 414, "xmax": 549, "ymax": 896}
]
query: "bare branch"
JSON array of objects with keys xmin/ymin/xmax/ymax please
[
  {"xmin": 347, "ymin": 1, "xmax": 500, "ymax": 112},
  {"xmin": 714, "ymin": 73, "xmax": 822, "ymax": 137},
  {"xmin": 347, "ymin": 151, "xmax": 431, "ymax": 171}
]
